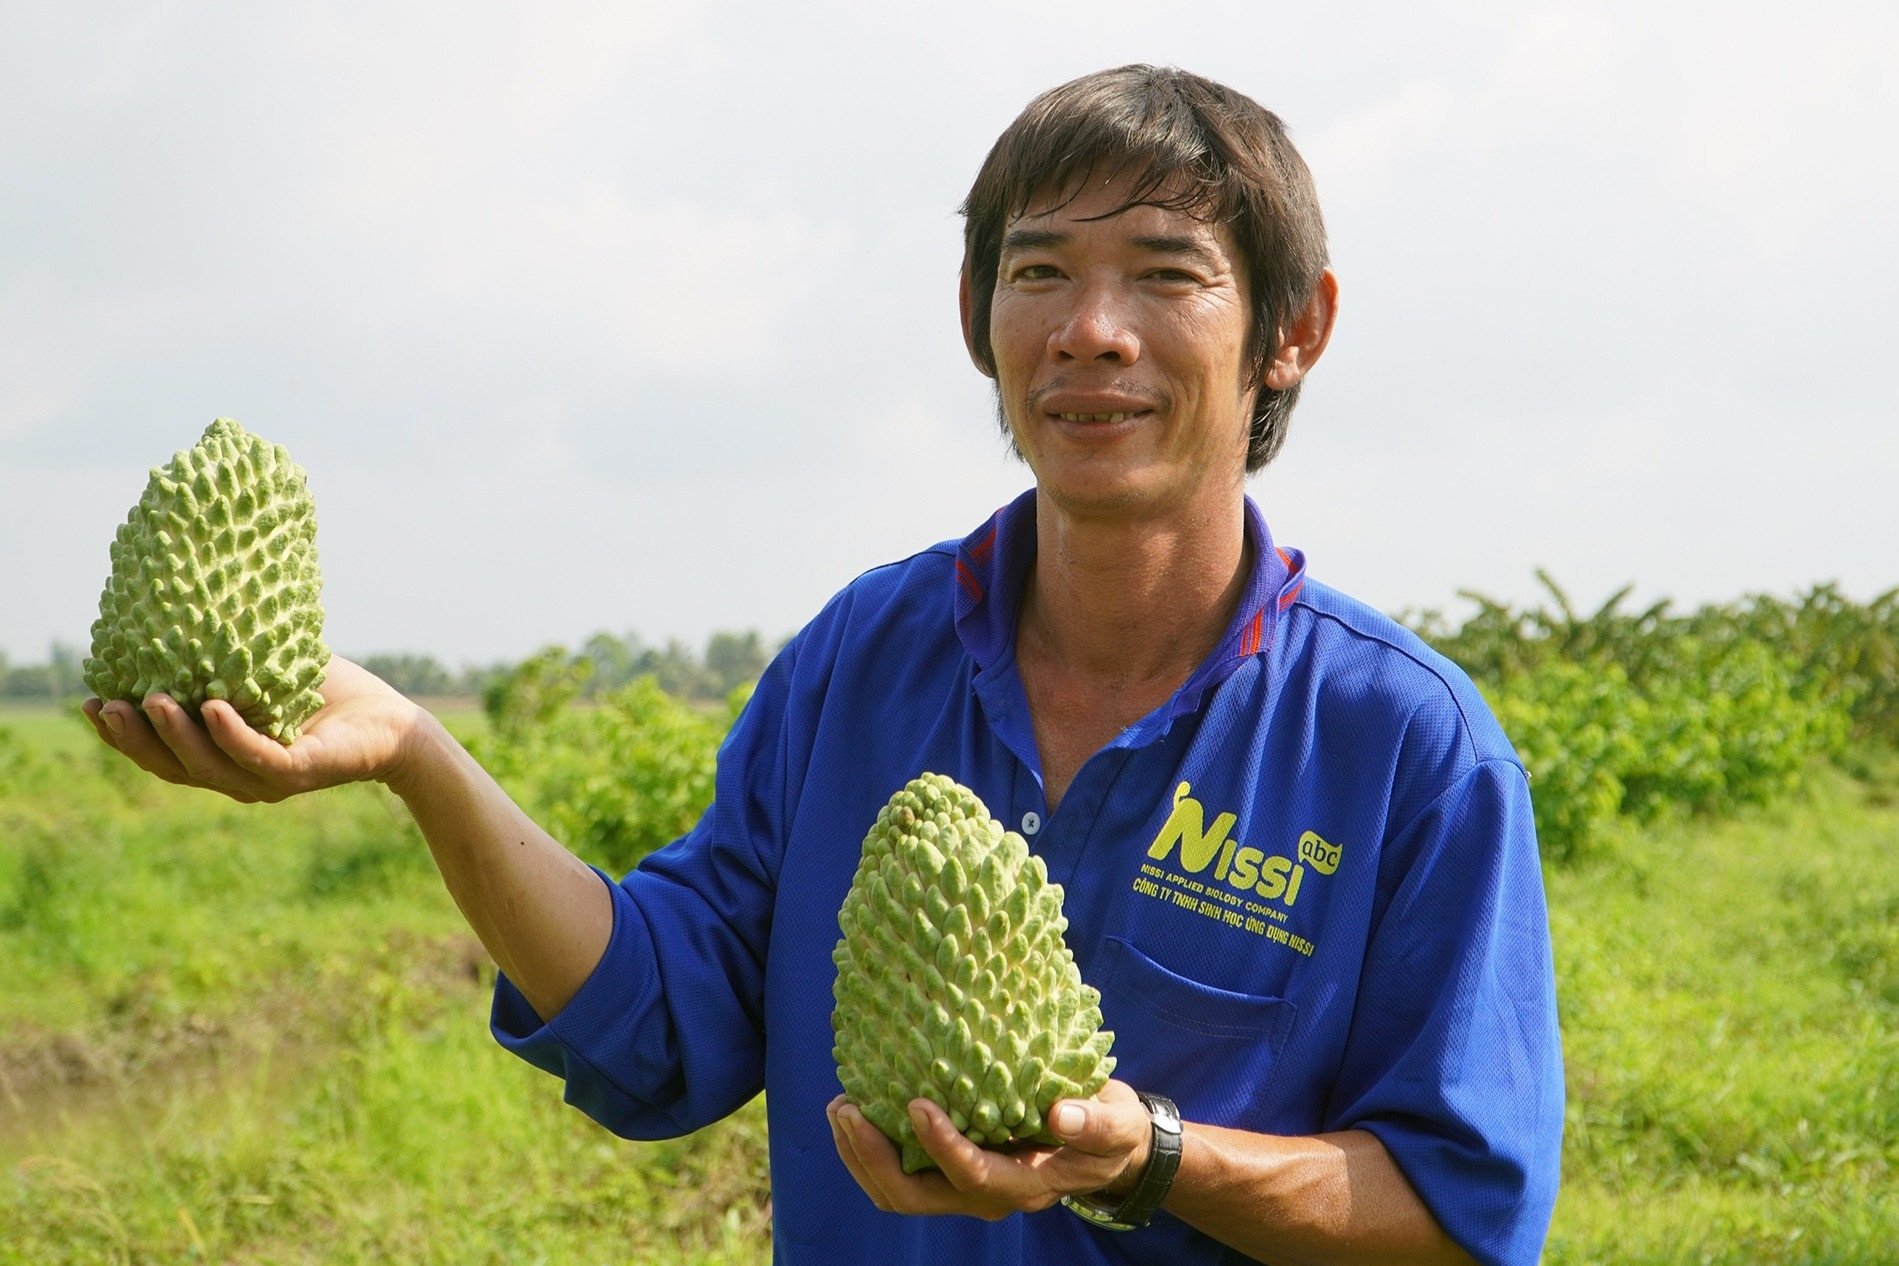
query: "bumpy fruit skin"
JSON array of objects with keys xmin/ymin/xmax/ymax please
[
  {"xmin": 83, "ymin": 417, "xmax": 329, "ymax": 744},
  {"xmin": 832, "ymin": 773, "xmax": 1116, "ymax": 1173}
]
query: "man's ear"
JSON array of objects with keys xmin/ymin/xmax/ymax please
[
  {"xmin": 959, "ymin": 269, "xmax": 994, "ymax": 378},
  {"xmin": 1263, "ymin": 268, "xmax": 1340, "ymax": 392}
]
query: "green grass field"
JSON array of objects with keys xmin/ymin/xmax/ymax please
[{"xmin": 2, "ymin": 703, "xmax": 1893, "ymax": 1263}]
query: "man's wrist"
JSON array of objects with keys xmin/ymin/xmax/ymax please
[
  {"xmin": 1062, "ymin": 1092, "xmax": 1183, "ymax": 1231},
  {"xmin": 379, "ymin": 705, "xmax": 452, "ymax": 801},
  {"xmin": 1101, "ymin": 1127, "xmax": 1154, "ymax": 1198}
]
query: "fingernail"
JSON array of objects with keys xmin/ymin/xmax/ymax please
[
  {"xmin": 908, "ymin": 1102, "xmax": 928, "ymax": 1129},
  {"xmin": 146, "ymin": 704, "xmax": 167, "ymax": 729},
  {"xmin": 1053, "ymin": 1103, "xmax": 1085, "ymax": 1136},
  {"xmin": 103, "ymin": 708, "xmax": 125, "ymax": 737}
]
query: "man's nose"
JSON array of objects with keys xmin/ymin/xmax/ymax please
[{"xmin": 1050, "ymin": 283, "xmax": 1140, "ymax": 364}]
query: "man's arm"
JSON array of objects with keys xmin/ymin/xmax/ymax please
[
  {"xmin": 85, "ymin": 656, "xmax": 611, "ymax": 1021},
  {"xmin": 828, "ymin": 1082, "xmax": 1473, "ymax": 1266},
  {"xmin": 1155, "ymin": 1117, "xmax": 1475, "ymax": 1266}
]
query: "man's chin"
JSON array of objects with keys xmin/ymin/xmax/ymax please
[{"xmin": 1032, "ymin": 473, "xmax": 1174, "ymax": 524}]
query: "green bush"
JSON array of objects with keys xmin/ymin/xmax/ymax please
[
  {"xmin": 1416, "ymin": 575, "xmax": 1858, "ymax": 863},
  {"xmin": 474, "ymin": 653, "xmax": 741, "ymax": 875},
  {"xmin": 1485, "ymin": 662, "xmax": 1643, "ymax": 863},
  {"xmin": 1697, "ymin": 583, "xmax": 1899, "ymax": 746},
  {"xmin": 1487, "ymin": 638, "xmax": 1849, "ymax": 863}
]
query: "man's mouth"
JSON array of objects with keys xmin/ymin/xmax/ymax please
[{"xmin": 1055, "ymin": 412, "xmax": 1139, "ymax": 423}]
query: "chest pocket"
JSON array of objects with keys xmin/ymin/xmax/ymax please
[{"xmin": 1093, "ymin": 935, "xmax": 1297, "ymax": 1129}]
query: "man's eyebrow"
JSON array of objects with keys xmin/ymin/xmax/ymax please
[
  {"xmin": 1000, "ymin": 228, "xmax": 1069, "ymax": 254},
  {"xmin": 1130, "ymin": 234, "xmax": 1222, "ymax": 267},
  {"xmin": 998, "ymin": 228, "xmax": 1224, "ymax": 269}
]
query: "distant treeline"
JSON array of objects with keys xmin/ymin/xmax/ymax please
[
  {"xmin": 0, "ymin": 644, "xmax": 89, "ymax": 700},
  {"xmin": 0, "ymin": 629, "xmax": 784, "ymax": 708}
]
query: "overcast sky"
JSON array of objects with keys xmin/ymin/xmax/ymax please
[{"xmin": 4, "ymin": 1, "xmax": 1895, "ymax": 667}]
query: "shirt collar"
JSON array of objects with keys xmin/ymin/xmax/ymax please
[{"xmin": 953, "ymin": 489, "xmax": 1306, "ymax": 721}]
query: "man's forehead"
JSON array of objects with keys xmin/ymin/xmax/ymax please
[
  {"xmin": 1003, "ymin": 178, "xmax": 1234, "ymax": 265},
  {"xmin": 1007, "ymin": 167, "xmax": 1221, "ymax": 237},
  {"xmin": 1007, "ymin": 198, "xmax": 1212, "ymax": 231}
]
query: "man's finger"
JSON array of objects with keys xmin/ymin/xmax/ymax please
[
  {"xmin": 201, "ymin": 699, "xmax": 299, "ymax": 783},
  {"xmin": 908, "ymin": 1101, "xmax": 1003, "ymax": 1194},
  {"xmin": 1038, "ymin": 1082, "xmax": 1153, "ymax": 1195},
  {"xmin": 80, "ymin": 698, "xmax": 113, "ymax": 746},
  {"xmin": 835, "ymin": 1101, "xmax": 979, "ymax": 1217},
  {"xmin": 827, "ymin": 1097, "xmax": 893, "ymax": 1211},
  {"xmin": 141, "ymin": 694, "xmax": 260, "ymax": 800},
  {"xmin": 94, "ymin": 698, "xmax": 192, "ymax": 784},
  {"xmin": 833, "ymin": 1100, "xmax": 925, "ymax": 1213},
  {"xmin": 906, "ymin": 1100, "xmax": 1059, "ymax": 1216},
  {"xmin": 1047, "ymin": 1087, "xmax": 1150, "ymax": 1158}
]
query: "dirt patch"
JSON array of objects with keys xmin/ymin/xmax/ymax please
[{"xmin": 0, "ymin": 931, "xmax": 489, "ymax": 1152}]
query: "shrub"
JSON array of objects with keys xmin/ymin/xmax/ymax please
[
  {"xmin": 1417, "ymin": 575, "xmax": 1857, "ymax": 863},
  {"xmin": 474, "ymin": 658, "xmax": 740, "ymax": 876}
]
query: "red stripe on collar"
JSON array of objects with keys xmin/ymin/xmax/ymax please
[
  {"xmin": 1240, "ymin": 607, "xmax": 1265, "ymax": 657},
  {"xmin": 955, "ymin": 558, "xmax": 985, "ymax": 601}
]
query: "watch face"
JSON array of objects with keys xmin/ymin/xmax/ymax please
[{"xmin": 1060, "ymin": 1194, "xmax": 1137, "ymax": 1232}]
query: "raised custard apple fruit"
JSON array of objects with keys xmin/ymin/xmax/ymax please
[
  {"xmin": 831, "ymin": 773, "xmax": 1116, "ymax": 1173},
  {"xmin": 84, "ymin": 417, "xmax": 329, "ymax": 744}
]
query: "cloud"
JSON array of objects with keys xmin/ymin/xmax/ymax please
[
  {"xmin": 1493, "ymin": 4, "xmax": 1615, "ymax": 102},
  {"xmin": 0, "ymin": 325, "xmax": 73, "ymax": 442}
]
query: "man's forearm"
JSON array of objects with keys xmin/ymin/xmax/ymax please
[
  {"xmin": 1164, "ymin": 1124, "xmax": 1474, "ymax": 1266},
  {"xmin": 382, "ymin": 711, "xmax": 612, "ymax": 1021}
]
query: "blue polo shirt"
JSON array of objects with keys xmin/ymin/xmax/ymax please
[{"xmin": 492, "ymin": 490, "xmax": 1563, "ymax": 1266}]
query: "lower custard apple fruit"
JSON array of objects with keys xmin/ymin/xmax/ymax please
[
  {"xmin": 831, "ymin": 772, "xmax": 1116, "ymax": 1173},
  {"xmin": 83, "ymin": 417, "xmax": 329, "ymax": 744}
]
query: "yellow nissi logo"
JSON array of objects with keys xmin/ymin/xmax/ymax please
[
  {"xmin": 1145, "ymin": 783, "xmax": 1340, "ymax": 908},
  {"xmin": 1145, "ymin": 781, "xmax": 1237, "ymax": 872}
]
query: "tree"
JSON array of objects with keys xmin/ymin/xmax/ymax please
[
  {"xmin": 358, "ymin": 653, "xmax": 457, "ymax": 699},
  {"xmin": 705, "ymin": 630, "xmax": 768, "ymax": 696},
  {"xmin": 579, "ymin": 631, "xmax": 642, "ymax": 698}
]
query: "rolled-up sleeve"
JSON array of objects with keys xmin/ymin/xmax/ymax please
[
  {"xmin": 490, "ymin": 642, "xmax": 800, "ymax": 1140},
  {"xmin": 1325, "ymin": 758, "xmax": 1564, "ymax": 1266}
]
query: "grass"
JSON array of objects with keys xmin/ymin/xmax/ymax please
[
  {"xmin": 1542, "ymin": 754, "xmax": 1897, "ymax": 1263},
  {"xmin": 0, "ymin": 703, "xmax": 767, "ymax": 1265},
  {"xmin": 3, "ymin": 992, "xmax": 771, "ymax": 1265},
  {"xmin": 2, "ymin": 704, "xmax": 1893, "ymax": 1263},
  {"xmin": 0, "ymin": 701, "xmax": 97, "ymax": 758}
]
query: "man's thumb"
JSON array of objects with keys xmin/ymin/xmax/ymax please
[{"xmin": 1051, "ymin": 1101, "xmax": 1089, "ymax": 1141}]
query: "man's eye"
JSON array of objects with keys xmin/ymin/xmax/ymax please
[
  {"xmin": 1012, "ymin": 264, "xmax": 1060, "ymax": 282},
  {"xmin": 1147, "ymin": 268, "xmax": 1196, "ymax": 283}
]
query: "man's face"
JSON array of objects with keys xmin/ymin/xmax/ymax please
[{"xmin": 980, "ymin": 173, "xmax": 1258, "ymax": 524}]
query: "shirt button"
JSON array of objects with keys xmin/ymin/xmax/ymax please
[{"xmin": 1021, "ymin": 811, "xmax": 1042, "ymax": 836}]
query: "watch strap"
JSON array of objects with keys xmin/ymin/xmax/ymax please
[{"xmin": 1060, "ymin": 1091, "xmax": 1183, "ymax": 1231}]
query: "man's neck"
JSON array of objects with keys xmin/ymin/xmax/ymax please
[
  {"xmin": 1011, "ymin": 485, "xmax": 1253, "ymax": 811},
  {"xmin": 1017, "ymin": 486, "xmax": 1253, "ymax": 697}
]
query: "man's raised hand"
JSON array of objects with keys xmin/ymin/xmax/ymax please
[{"xmin": 82, "ymin": 656, "xmax": 427, "ymax": 803}]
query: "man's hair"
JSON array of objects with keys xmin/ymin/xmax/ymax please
[{"xmin": 960, "ymin": 65, "xmax": 1328, "ymax": 473}]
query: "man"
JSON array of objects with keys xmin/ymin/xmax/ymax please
[{"xmin": 87, "ymin": 65, "xmax": 1562, "ymax": 1266}]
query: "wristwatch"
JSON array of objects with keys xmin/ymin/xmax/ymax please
[{"xmin": 1059, "ymin": 1091, "xmax": 1183, "ymax": 1231}]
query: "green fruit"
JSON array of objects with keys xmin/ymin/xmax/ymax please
[
  {"xmin": 831, "ymin": 773, "xmax": 1116, "ymax": 1173},
  {"xmin": 83, "ymin": 417, "xmax": 329, "ymax": 744}
]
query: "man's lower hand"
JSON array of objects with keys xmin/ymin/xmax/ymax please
[{"xmin": 825, "ymin": 1079, "xmax": 1153, "ymax": 1221}]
